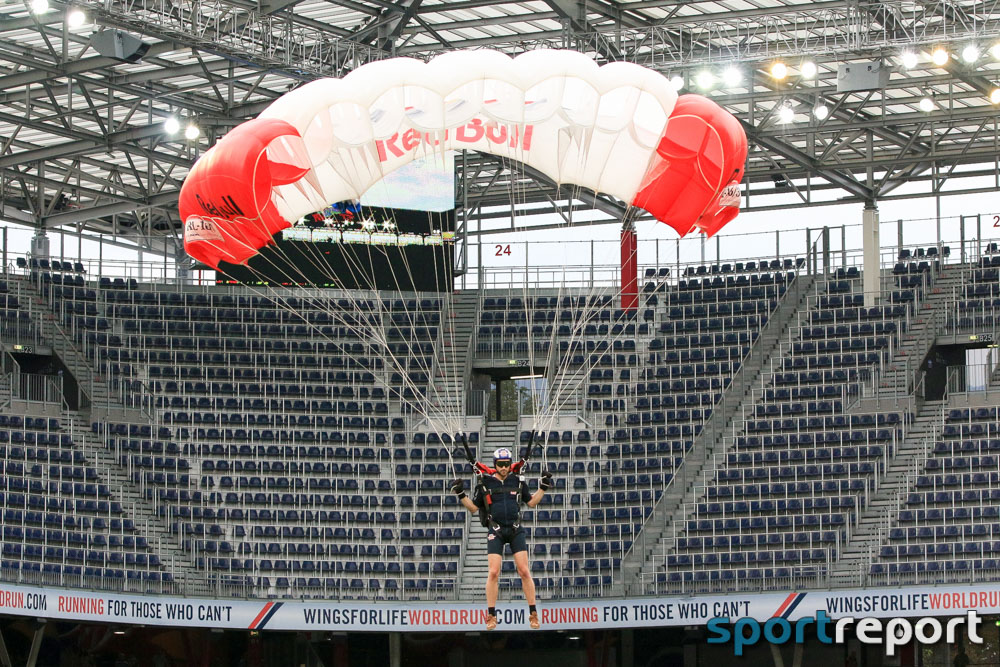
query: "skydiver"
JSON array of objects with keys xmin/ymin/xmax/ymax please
[{"xmin": 451, "ymin": 447, "xmax": 553, "ymax": 631}]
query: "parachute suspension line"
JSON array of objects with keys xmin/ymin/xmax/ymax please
[
  {"xmin": 505, "ymin": 147, "xmax": 548, "ymax": 463},
  {"xmin": 216, "ymin": 254, "xmax": 457, "ymax": 440},
  {"xmin": 381, "ymin": 206, "xmax": 465, "ymax": 439},
  {"xmin": 387, "ymin": 207, "xmax": 465, "ymax": 439},
  {"xmin": 324, "ymin": 204, "xmax": 463, "ymax": 440},
  {"xmin": 294, "ymin": 216, "xmax": 456, "ymax": 437},
  {"xmin": 343, "ymin": 243, "xmax": 457, "ymax": 438},
  {"xmin": 236, "ymin": 190, "xmax": 464, "ymax": 442}
]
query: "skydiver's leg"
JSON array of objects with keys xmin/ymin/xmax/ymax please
[
  {"xmin": 512, "ymin": 549, "xmax": 535, "ymax": 606},
  {"xmin": 486, "ymin": 553, "xmax": 501, "ymax": 609}
]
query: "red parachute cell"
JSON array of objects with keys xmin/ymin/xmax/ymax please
[
  {"xmin": 180, "ymin": 117, "xmax": 310, "ymax": 268},
  {"xmin": 631, "ymin": 94, "xmax": 747, "ymax": 238},
  {"xmin": 694, "ymin": 106, "xmax": 747, "ymax": 238}
]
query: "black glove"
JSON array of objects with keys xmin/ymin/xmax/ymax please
[
  {"xmin": 450, "ymin": 479, "xmax": 466, "ymax": 498},
  {"xmin": 539, "ymin": 471, "xmax": 553, "ymax": 491}
]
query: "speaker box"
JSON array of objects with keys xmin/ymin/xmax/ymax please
[
  {"xmin": 91, "ymin": 29, "xmax": 150, "ymax": 63},
  {"xmin": 837, "ymin": 61, "xmax": 889, "ymax": 93}
]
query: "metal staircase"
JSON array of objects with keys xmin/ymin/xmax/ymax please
[
  {"xmin": 832, "ymin": 385, "xmax": 1000, "ymax": 585},
  {"xmin": 826, "ymin": 400, "xmax": 946, "ymax": 585},
  {"xmin": 61, "ymin": 411, "xmax": 197, "ymax": 589},
  {"xmin": 427, "ymin": 291, "xmax": 479, "ymax": 426},
  {"xmin": 16, "ymin": 277, "xmax": 202, "ymax": 589},
  {"xmin": 619, "ymin": 273, "xmax": 818, "ymax": 595},
  {"xmin": 870, "ymin": 267, "xmax": 968, "ymax": 400}
]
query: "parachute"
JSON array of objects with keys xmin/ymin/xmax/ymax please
[
  {"xmin": 176, "ymin": 48, "xmax": 750, "ymax": 469},
  {"xmin": 179, "ymin": 49, "xmax": 747, "ymax": 267}
]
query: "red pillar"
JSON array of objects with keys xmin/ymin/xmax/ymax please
[{"xmin": 621, "ymin": 223, "xmax": 638, "ymax": 311}]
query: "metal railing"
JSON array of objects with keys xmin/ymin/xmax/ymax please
[{"xmin": 945, "ymin": 358, "xmax": 1000, "ymax": 398}]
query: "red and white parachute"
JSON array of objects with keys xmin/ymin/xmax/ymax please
[{"xmin": 180, "ymin": 49, "xmax": 747, "ymax": 268}]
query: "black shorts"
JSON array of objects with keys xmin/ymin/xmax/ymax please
[{"xmin": 486, "ymin": 525, "xmax": 527, "ymax": 556}]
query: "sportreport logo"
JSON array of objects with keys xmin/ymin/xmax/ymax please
[{"xmin": 707, "ymin": 610, "xmax": 984, "ymax": 656}]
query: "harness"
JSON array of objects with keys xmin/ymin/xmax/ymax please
[
  {"xmin": 476, "ymin": 475, "xmax": 527, "ymax": 530},
  {"xmin": 458, "ymin": 431, "xmax": 536, "ymax": 531}
]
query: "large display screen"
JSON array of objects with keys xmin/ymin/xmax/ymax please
[{"xmin": 216, "ymin": 206, "xmax": 455, "ymax": 292}]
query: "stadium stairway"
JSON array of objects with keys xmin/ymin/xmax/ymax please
[
  {"xmin": 457, "ymin": 420, "xmax": 518, "ymax": 601},
  {"xmin": 13, "ymin": 276, "xmax": 113, "ymax": 417},
  {"xmin": 825, "ymin": 399, "xmax": 945, "ymax": 584},
  {"xmin": 871, "ymin": 268, "xmax": 967, "ymax": 399},
  {"xmin": 427, "ymin": 292, "xmax": 479, "ymax": 420},
  {"xmin": 15, "ymin": 277, "xmax": 198, "ymax": 588},
  {"xmin": 829, "ymin": 387, "xmax": 1000, "ymax": 585},
  {"xmin": 0, "ymin": 374, "xmax": 11, "ymax": 408},
  {"xmin": 62, "ymin": 410, "xmax": 196, "ymax": 586},
  {"xmin": 618, "ymin": 272, "xmax": 819, "ymax": 596}
]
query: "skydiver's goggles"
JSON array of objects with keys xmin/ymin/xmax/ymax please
[{"xmin": 494, "ymin": 460, "xmax": 512, "ymax": 468}]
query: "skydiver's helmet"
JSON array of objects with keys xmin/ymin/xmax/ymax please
[{"xmin": 493, "ymin": 448, "xmax": 513, "ymax": 465}]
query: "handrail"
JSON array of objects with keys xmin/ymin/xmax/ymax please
[{"xmin": 621, "ymin": 265, "xmax": 816, "ymax": 591}]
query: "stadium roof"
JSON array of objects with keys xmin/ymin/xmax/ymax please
[{"xmin": 2, "ymin": 0, "xmax": 1000, "ymax": 253}]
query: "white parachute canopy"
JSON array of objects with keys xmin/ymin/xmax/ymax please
[{"xmin": 258, "ymin": 49, "xmax": 678, "ymax": 222}]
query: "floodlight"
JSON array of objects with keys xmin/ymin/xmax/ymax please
[
  {"xmin": 722, "ymin": 67, "xmax": 742, "ymax": 87},
  {"xmin": 66, "ymin": 7, "xmax": 86, "ymax": 27},
  {"xmin": 695, "ymin": 71, "xmax": 715, "ymax": 90}
]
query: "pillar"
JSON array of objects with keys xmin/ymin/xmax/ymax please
[
  {"xmin": 620, "ymin": 213, "xmax": 638, "ymax": 312},
  {"xmin": 389, "ymin": 632, "xmax": 401, "ymax": 667},
  {"xmin": 863, "ymin": 203, "xmax": 880, "ymax": 307}
]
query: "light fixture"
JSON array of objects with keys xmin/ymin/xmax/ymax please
[
  {"xmin": 901, "ymin": 51, "xmax": 918, "ymax": 69},
  {"xmin": 962, "ymin": 44, "xmax": 979, "ymax": 63},
  {"xmin": 722, "ymin": 66, "xmax": 742, "ymax": 87},
  {"xmin": 695, "ymin": 70, "xmax": 715, "ymax": 90},
  {"xmin": 800, "ymin": 61, "xmax": 817, "ymax": 79},
  {"xmin": 66, "ymin": 7, "xmax": 86, "ymax": 27},
  {"xmin": 184, "ymin": 123, "xmax": 200, "ymax": 140},
  {"xmin": 30, "ymin": 0, "xmax": 49, "ymax": 13},
  {"xmin": 990, "ymin": 88, "xmax": 1000, "ymax": 104},
  {"xmin": 669, "ymin": 75, "xmax": 684, "ymax": 91},
  {"xmin": 919, "ymin": 95, "xmax": 935, "ymax": 112},
  {"xmin": 778, "ymin": 105, "xmax": 794, "ymax": 123},
  {"xmin": 163, "ymin": 117, "xmax": 180, "ymax": 134},
  {"xmin": 813, "ymin": 103, "xmax": 829, "ymax": 120},
  {"xmin": 770, "ymin": 62, "xmax": 788, "ymax": 80},
  {"xmin": 932, "ymin": 47, "xmax": 949, "ymax": 67}
]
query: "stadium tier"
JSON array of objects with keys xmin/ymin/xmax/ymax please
[{"xmin": 1, "ymin": 241, "xmax": 999, "ymax": 607}]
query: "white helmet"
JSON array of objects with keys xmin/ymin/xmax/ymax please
[{"xmin": 493, "ymin": 447, "xmax": 512, "ymax": 462}]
